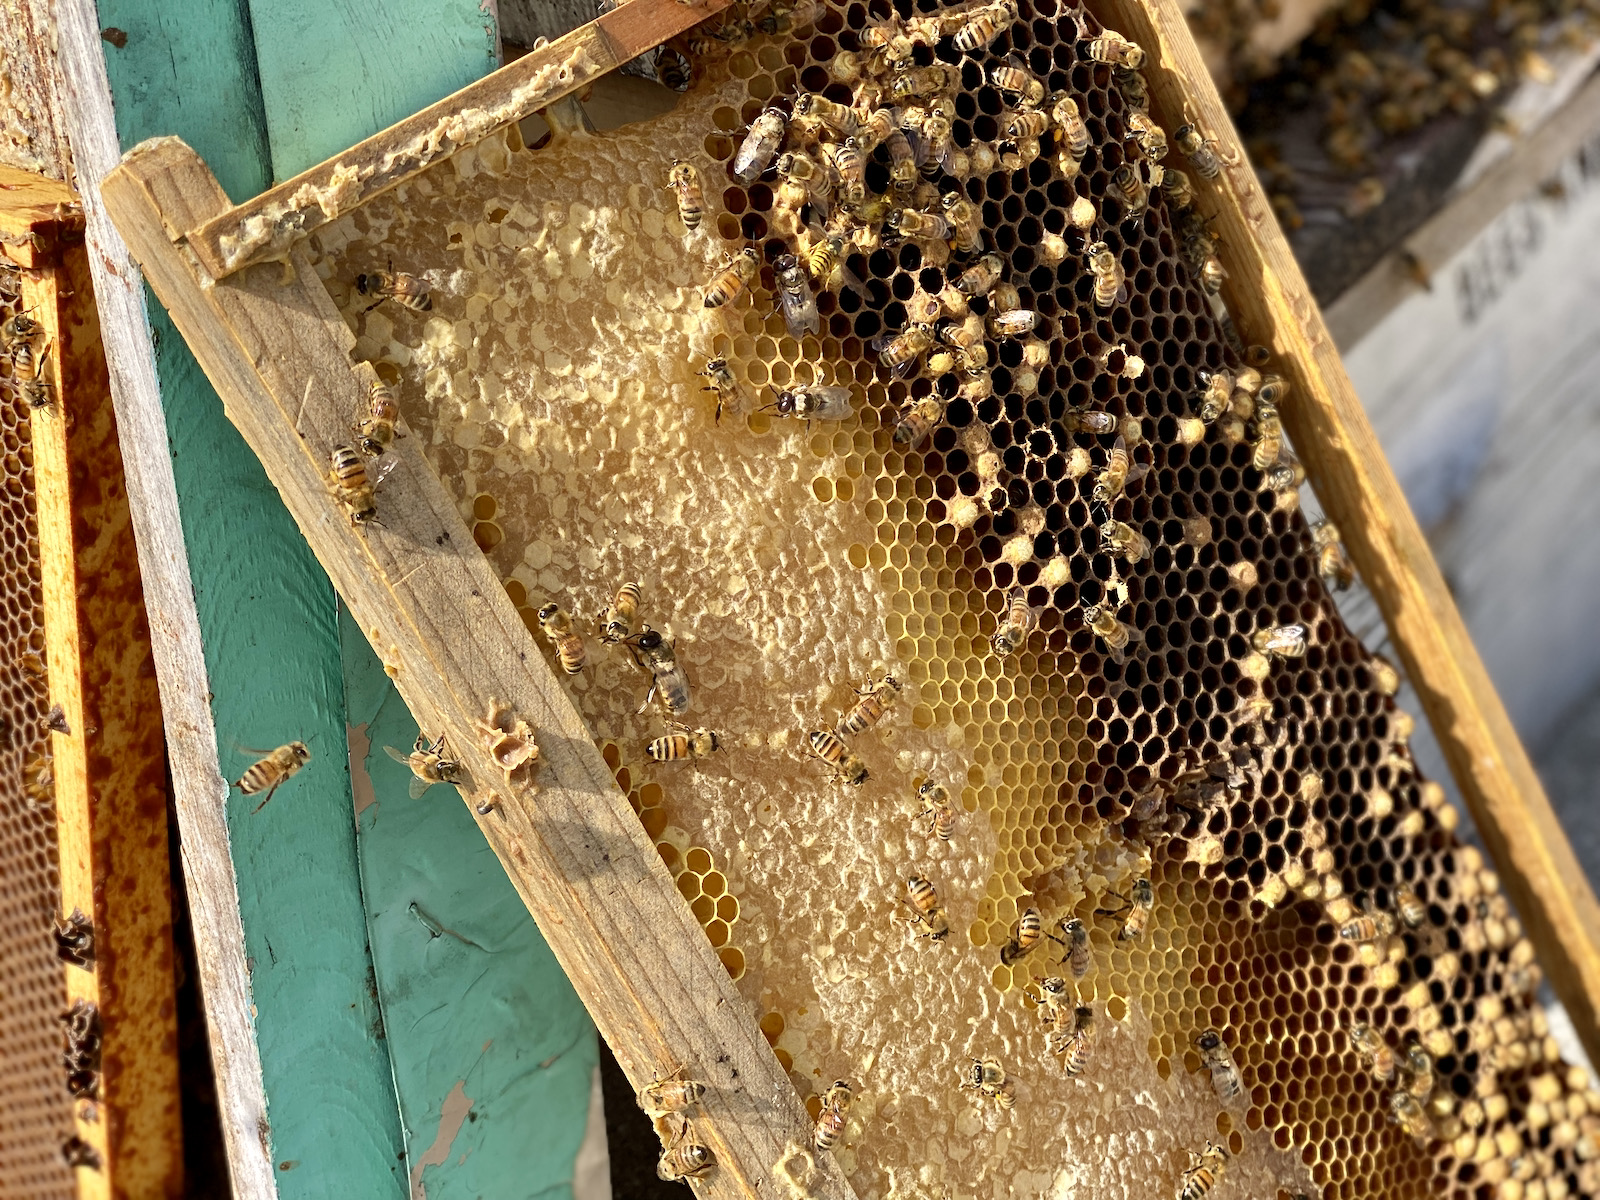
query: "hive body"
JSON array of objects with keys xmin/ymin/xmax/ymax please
[{"xmin": 312, "ymin": 4, "xmax": 1596, "ymax": 1197}]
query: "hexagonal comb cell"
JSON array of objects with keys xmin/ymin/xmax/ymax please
[{"xmin": 311, "ymin": 4, "xmax": 1594, "ymax": 1198}]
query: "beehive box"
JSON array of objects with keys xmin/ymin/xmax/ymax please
[{"xmin": 101, "ymin": 0, "xmax": 1600, "ymax": 1198}]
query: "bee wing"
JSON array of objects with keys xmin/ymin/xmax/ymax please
[
  {"xmin": 829, "ymin": 260, "xmax": 868, "ymax": 298},
  {"xmin": 409, "ymin": 775, "xmax": 434, "ymax": 800},
  {"xmin": 369, "ymin": 454, "xmax": 401, "ymax": 486},
  {"xmin": 383, "ymin": 744, "xmax": 413, "ymax": 765}
]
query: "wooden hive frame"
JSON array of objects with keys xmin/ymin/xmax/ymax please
[
  {"xmin": 91, "ymin": 0, "xmax": 1600, "ymax": 1195},
  {"xmin": 1, "ymin": 167, "xmax": 183, "ymax": 1196}
]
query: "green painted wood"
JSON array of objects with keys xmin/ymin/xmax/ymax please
[
  {"xmin": 94, "ymin": 4, "xmax": 408, "ymax": 1196},
  {"xmin": 341, "ymin": 609, "xmax": 601, "ymax": 1200},
  {"xmin": 244, "ymin": 3, "xmax": 602, "ymax": 1196},
  {"xmin": 246, "ymin": 0, "xmax": 499, "ymax": 182}
]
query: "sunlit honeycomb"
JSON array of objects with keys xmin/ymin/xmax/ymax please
[
  {"xmin": 0, "ymin": 261, "xmax": 72, "ymax": 1199},
  {"xmin": 308, "ymin": 2, "xmax": 1600, "ymax": 1197}
]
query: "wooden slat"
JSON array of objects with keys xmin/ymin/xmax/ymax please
[
  {"xmin": 1090, "ymin": 0, "xmax": 1600, "ymax": 1069},
  {"xmin": 30, "ymin": 234, "xmax": 184, "ymax": 1198},
  {"xmin": 185, "ymin": 0, "xmax": 731, "ymax": 279},
  {"xmin": 101, "ymin": 135, "xmax": 857, "ymax": 1200},
  {"xmin": 1325, "ymin": 68, "xmax": 1600, "ymax": 349},
  {"xmin": 0, "ymin": 164, "xmax": 83, "ymax": 267}
]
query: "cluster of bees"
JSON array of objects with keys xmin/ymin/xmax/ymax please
[{"xmin": 3, "ymin": 304, "xmax": 54, "ymax": 412}]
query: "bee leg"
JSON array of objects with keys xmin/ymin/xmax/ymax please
[
  {"xmin": 250, "ymin": 783, "xmax": 282, "ymax": 815},
  {"xmin": 636, "ymin": 679, "xmax": 660, "ymax": 716},
  {"xmin": 1093, "ymin": 893, "xmax": 1131, "ymax": 919},
  {"xmin": 362, "ymin": 297, "xmax": 387, "ymax": 314}
]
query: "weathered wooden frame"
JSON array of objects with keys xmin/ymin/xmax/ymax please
[
  {"xmin": 93, "ymin": 0, "xmax": 1600, "ymax": 1195},
  {"xmin": 10, "ymin": 168, "xmax": 184, "ymax": 1196}
]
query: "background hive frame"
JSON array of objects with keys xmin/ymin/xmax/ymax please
[{"xmin": 96, "ymin": 2, "xmax": 1600, "ymax": 1200}]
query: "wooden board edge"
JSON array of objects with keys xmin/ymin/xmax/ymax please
[
  {"xmin": 185, "ymin": 0, "xmax": 733, "ymax": 280},
  {"xmin": 1090, "ymin": 0, "xmax": 1600, "ymax": 1069}
]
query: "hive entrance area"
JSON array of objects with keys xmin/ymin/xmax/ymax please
[{"xmin": 302, "ymin": 1, "xmax": 1598, "ymax": 1196}]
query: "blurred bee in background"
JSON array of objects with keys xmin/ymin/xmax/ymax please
[
  {"xmin": 903, "ymin": 875, "xmax": 950, "ymax": 940},
  {"xmin": 1389, "ymin": 1090, "xmax": 1434, "ymax": 1146},
  {"xmin": 808, "ymin": 729, "xmax": 869, "ymax": 785},
  {"xmin": 647, "ymin": 723, "xmax": 721, "ymax": 764},
  {"xmin": 1310, "ymin": 520, "xmax": 1354, "ymax": 590},
  {"xmin": 666, "ymin": 160, "xmax": 705, "ymax": 231},
  {"xmin": 637, "ymin": 1066, "xmax": 705, "ymax": 1116},
  {"xmin": 384, "ymin": 732, "xmax": 460, "ymax": 798},
  {"xmin": 1194, "ymin": 1029, "xmax": 1244, "ymax": 1104},
  {"xmin": 537, "ymin": 603, "xmax": 588, "ymax": 675},
  {"xmin": 703, "ymin": 246, "xmax": 761, "ymax": 309},
  {"xmin": 837, "ymin": 673, "xmax": 901, "ymax": 736},
  {"xmin": 600, "ymin": 580, "xmax": 642, "ymax": 645},
  {"xmin": 1000, "ymin": 906, "xmax": 1043, "ymax": 965},
  {"xmin": 1395, "ymin": 882, "xmax": 1427, "ymax": 929},
  {"xmin": 914, "ymin": 780, "xmax": 957, "ymax": 841},
  {"xmin": 992, "ymin": 587, "xmax": 1038, "ymax": 657},
  {"xmin": 357, "ymin": 264, "xmax": 432, "ymax": 312},
  {"xmin": 235, "ymin": 741, "xmax": 311, "ymax": 813}
]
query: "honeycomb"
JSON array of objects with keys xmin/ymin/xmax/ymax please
[
  {"xmin": 307, "ymin": 2, "xmax": 1600, "ymax": 1196},
  {"xmin": 0, "ymin": 260, "xmax": 73, "ymax": 1198}
]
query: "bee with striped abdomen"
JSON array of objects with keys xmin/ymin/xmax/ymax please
[
  {"xmin": 1252, "ymin": 398, "xmax": 1283, "ymax": 469},
  {"xmin": 1389, "ymin": 1090, "xmax": 1433, "ymax": 1146},
  {"xmin": 893, "ymin": 395, "xmax": 945, "ymax": 449},
  {"xmin": 914, "ymin": 780, "xmax": 957, "ymax": 840},
  {"xmin": 1094, "ymin": 435, "xmax": 1147, "ymax": 506},
  {"xmin": 628, "ymin": 628, "xmax": 690, "ymax": 715},
  {"xmin": 1395, "ymin": 882, "xmax": 1427, "ymax": 929},
  {"xmin": 1404, "ymin": 1042, "xmax": 1435, "ymax": 1099},
  {"xmin": 1, "ymin": 309, "xmax": 40, "ymax": 350},
  {"xmin": 656, "ymin": 1116, "xmax": 715, "ymax": 1181},
  {"xmin": 355, "ymin": 379, "xmax": 400, "ymax": 456},
  {"xmin": 903, "ymin": 875, "xmax": 949, "ymax": 941},
  {"xmin": 1179, "ymin": 1141, "xmax": 1229, "ymax": 1200},
  {"xmin": 805, "ymin": 233, "xmax": 845, "ymax": 287},
  {"xmin": 891, "ymin": 64, "xmax": 958, "ymax": 103},
  {"xmin": 537, "ymin": 603, "xmax": 588, "ymax": 675},
  {"xmin": 699, "ymin": 356, "xmax": 747, "ymax": 424},
  {"xmin": 1100, "ymin": 519, "xmax": 1150, "ymax": 564},
  {"xmin": 793, "ymin": 92, "xmax": 858, "ymax": 138},
  {"xmin": 703, "ymin": 246, "xmax": 761, "ymax": 309},
  {"xmin": 1097, "ymin": 877, "xmax": 1154, "ymax": 940},
  {"xmin": 601, "ymin": 580, "xmax": 642, "ymax": 645},
  {"xmin": 990, "ymin": 56, "xmax": 1045, "ymax": 106},
  {"xmin": 888, "ymin": 207, "xmax": 952, "ymax": 242},
  {"xmin": 1195, "ymin": 1029, "xmax": 1244, "ymax": 1104},
  {"xmin": 814, "ymin": 1080, "xmax": 852, "ymax": 1152},
  {"xmin": 1005, "ymin": 107, "xmax": 1052, "ymax": 141},
  {"xmin": 384, "ymin": 733, "xmax": 461, "ymax": 798},
  {"xmin": 1174, "ymin": 123, "xmax": 1222, "ymax": 180},
  {"xmin": 1111, "ymin": 163, "xmax": 1148, "ymax": 218},
  {"xmin": 1347, "ymin": 1020, "xmax": 1396, "ymax": 1082},
  {"xmin": 1084, "ymin": 604, "xmax": 1137, "ymax": 662},
  {"xmin": 666, "ymin": 160, "xmax": 705, "ymax": 231},
  {"xmin": 19, "ymin": 343, "xmax": 52, "ymax": 410},
  {"xmin": 1083, "ymin": 23, "xmax": 1145, "ymax": 68},
  {"xmin": 1027, "ymin": 975, "xmax": 1073, "ymax": 1026},
  {"xmin": 329, "ymin": 443, "xmax": 385, "ymax": 525},
  {"xmin": 733, "ymin": 107, "xmax": 786, "ymax": 184},
  {"xmin": 1051, "ymin": 917, "xmax": 1092, "ymax": 980},
  {"xmin": 1058, "ymin": 1005, "xmax": 1095, "ymax": 1077},
  {"xmin": 637, "ymin": 1066, "xmax": 705, "ymax": 1116},
  {"xmin": 956, "ymin": 254, "xmax": 1006, "ymax": 297},
  {"xmin": 1127, "ymin": 110, "xmax": 1167, "ymax": 160},
  {"xmin": 836, "ymin": 673, "xmax": 901, "ymax": 736},
  {"xmin": 988, "ymin": 308, "xmax": 1039, "ymax": 339},
  {"xmin": 808, "ymin": 729, "xmax": 869, "ymax": 785},
  {"xmin": 647, "ymin": 723, "xmax": 720, "ymax": 764},
  {"xmin": 1252, "ymin": 623, "xmax": 1306, "ymax": 660},
  {"xmin": 1196, "ymin": 370, "xmax": 1231, "ymax": 422},
  {"xmin": 1000, "ymin": 906, "xmax": 1043, "ymax": 965},
  {"xmin": 776, "ymin": 149, "xmax": 833, "ymax": 216},
  {"xmin": 235, "ymin": 741, "xmax": 311, "ymax": 813},
  {"xmin": 873, "ymin": 322, "xmax": 934, "ymax": 378},
  {"xmin": 1311, "ymin": 520, "xmax": 1354, "ymax": 590},
  {"xmin": 1162, "ymin": 166, "xmax": 1194, "ymax": 211},
  {"xmin": 951, "ymin": 0, "xmax": 1018, "ymax": 52},
  {"xmin": 1052, "ymin": 93, "xmax": 1090, "ymax": 159},
  {"xmin": 1338, "ymin": 897, "xmax": 1397, "ymax": 943},
  {"xmin": 992, "ymin": 587, "xmax": 1038, "ymax": 657},
  {"xmin": 1086, "ymin": 241, "xmax": 1126, "ymax": 309},
  {"xmin": 356, "ymin": 265, "xmax": 431, "ymax": 313}
]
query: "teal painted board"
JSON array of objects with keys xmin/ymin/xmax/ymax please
[
  {"xmin": 341, "ymin": 609, "xmax": 601, "ymax": 1200},
  {"xmin": 95, "ymin": 4, "xmax": 409, "ymax": 1196},
  {"xmin": 246, "ymin": 0, "xmax": 499, "ymax": 182}
]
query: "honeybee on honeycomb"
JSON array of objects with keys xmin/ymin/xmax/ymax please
[
  {"xmin": 356, "ymin": 264, "xmax": 431, "ymax": 312},
  {"xmin": 698, "ymin": 356, "xmax": 746, "ymax": 424},
  {"xmin": 992, "ymin": 587, "xmax": 1038, "ymax": 657},
  {"xmin": 1179, "ymin": 1141, "xmax": 1229, "ymax": 1200},
  {"xmin": 1051, "ymin": 916, "xmax": 1092, "ymax": 980},
  {"xmin": 808, "ymin": 729, "xmax": 869, "ymax": 785},
  {"xmin": 1084, "ymin": 603, "xmax": 1137, "ymax": 662},
  {"xmin": 949, "ymin": 0, "xmax": 1017, "ymax": 52},
  {"xmin": 961, "ymin": 1055, "xmax": 1016, "ymax": 1106},
  {"xmin": 902, "ymin": 875, "xmax": 950, "ymax": 941},
  {"xmin": 773, "ymin": 253, "xmax": 820, "ymax": 338},
  {"xmin": 999, "ymin": 906, "xmax": 1043, "ymax": 965},
  {"xmin": 627, "ymin": 627, "xmax": 690, "ymax": 715},
  {"xmin": 1025, "ymin": 975, "xmax": 1073, "ymax": 1026},
  {"xmin": 1056, "ymin": 1005, "xmax": 1095, "ymax": 1078},
  {"xmin": 536, "ymin": 603, "xmax": 588, "ymax": 675},
  {"xmin": 1310, "ymin": 520, "xmax": 1354, "ymax": 590},
  {"xmin": 1347, "ymin": 1020, "xmax": 1396, "ymax": 1082},
  {"xmin": 702, "ymin": 246, "xmax": 761, "ymax": 309},
  {"xmin": 354, "ymin": 379, "xmax": 400, "ymax": 456},
  {"xmin": 1174, "ymin": 122, "xmax": 1222, "ymax": 179},
  {"xmin": 767, "ymin": 383, "xmax": 854, "ymax": 421},
  {"xmin": 814, "ymin": 1080, "xmax": 852, "ymax": 1152},
  {"xmin": 1252, "ymin": 623, "xmax": 1306, "ymax": 660},
  {"xmin": 732, "ymin": 106, "xmax": 786, "ymax": 183},
  {"xmin": 1079, "ymin": 17, "xmax": 1146, "ymax": 68},
  {"xmin": 989, "ymin": 55, "xmax": 1045, "ymax": 106},
  {"xmin": 836, "ymin": 672, "xmax": 901, "ymax": 736},
  {"xmin": 1098, "ymin": 877, "xmax": 1154, "ymax": 940},
  {"xmin": 1194, "ymin": 1028, "xmax": 1244, "ymax": 1104},
  {"xmin": 664, "ymin": 159, "xmax": 705, "ymax": 232},
  {"xmin": 646, "ymin": 724, "xmax": 721, "ymax": 764}
]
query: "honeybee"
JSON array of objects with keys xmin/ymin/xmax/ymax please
[
  {"xmin": 600, "ymin": 580, "xmax": 641, "ymax": 644},
  {"xmin": 1310, "ymin": 520, "xmax": 1353, "ymax": 590},
  {"xmin": 657, "ymin": 1116, "xmax": 716, "ymax": 1181},
  {"xmin": 1198, "ymin": 255, "xmax": 1225, "ymax": 295},
  {"xmin": 1174, "ymin": 124, "xmax": 1221, "ymax": 180},
  {"xmin": 654, "ymin": 45, "xmax": 691, "ymax": 92},
  {"xmin": 941, "ymin": 194, "xmax": 983, "ymax": 253},
  {"xmin": 814, "ymin": 1080, "xmax": 852, "ymax": 1152},
  {"xmin": 1100, "ymin": 519, "xmax": 1150, "ymax": 564},
  {"xmin": 1252, "ymin": 399, "xmax": 1283, "ymax": 469},
  {"xmin": 1404, "ymin": 1043, "xmax": 1435, "ymax": 1099},
  {"xmin": 1086, "ymin": 241, "xmax": 1126, "ymax": 309},
  {"xmin": 808, "ymin": 729, "xmax": 869, "ymax": 786},
  {"xmin": 1000, "ymin": 906, "xmax": 1044, "ymax": 965},
  {"xmin": 329, "ymin": 444, "xmax": 382, "ymax": 525},
  {"xmin": 1059, "ymin": 1005, "xmax": 1095, "ymax": 1076},
  {"xmin": 1251, "ymin": 623, "xmax": 1305, "ymax": 660},
  {"xmin": 53, "ymin": 908, "xmax": 94, "ymax": 970},
  {"xmin": 951, "ymin": 0, "xmax": 1017, "ymax": 51},
  {"xmin": 769, "ymin": 383, "xmax": 854, "ymax": 420},
  {"xmin": 914, "ymin": 780, "xmax": 957, "ymax": 840},
  {"xmin": 1126, "ymin": 110, "xmax": 1167, "ymax": 160},
  {"xmin": 700, "ymin": 356, "xmax": 747, "ymax": 424},
  {"xmin": 356, "ymin": 266, "xmax": 432, "ymax": 312},
  {"xmin": 961, "ymin": 1055, "xmax": 1011, "ymax": 1101},
  {"xmin": 1195, "ymin": 1029, "xmax": 1244, "ymax": 1103},
  {"xmin": 1115, "ymin": 65, "xmax": 1149, "ymax": 111},
  {"xmin": 19, "ymin": 343, "xmax": 51, "ymax": 409},
  {"xmin": 890, "ymin": 207, "xmax": 952, "ymax": 241},
  {"xmin": 903, "ymin": 875, "xmax": 950, "ymax": 940},
  {"xmin": 1395, "ymin": 882, "xmax": 1427, "ymax": 928},
  {"xmin": 1005, "ymin": 107, "xmax": 1051, "ymax": 141},
  {"xmin": 1197, "ymin": 370, "xmax": 1231, "ymax": 422},
  {"xmin": 776, "ymin": 150, "xmax": 833, "ymax": 217},
  {"xmin": 826, "ymin": 138, "xmax": 866, "ymax": 208},
  {"xmin": 647, "ymin": 723, "xmax": 721, "ymax": 763},
  {"xmin": 1093, "ymin": 435, "xmax": 1146, "ymax": 505},
  {"xmin": 1264, "ymin": 453, "xmax": 1305, "ymax": 493},
  {"xmin": 354, "ymin": 379, "xmax": 401, "ymax": 455},
  {"xmin": 1389, "ymin": 1090, "xmax": 1433, "ymax": 1146},
  {"xmin": 854, "ymin": 105, "xmax": 896, "ymax": 153},
  {"xmin": 1162, "ymin": 167, "xmax": 1194, "ymax": 211},
  {"xmin": 794, "ymin": 93, "xmax": 858, "ymax": 138},
  {"xmin": 384, "ymin": 732, "xmax": 461, "ymax": 798},
  {"xmin": 990, "ymin": 56, "xmax": 1045, "ymax": 106},
  {"xmin": 988, "ymin": 309, "xmax": 1038, "ymax": 339},
  {"xmin": 837, "ymin": 673, "xmax": 901, "ymax": 736},
  {"xmin": 235, "ymin": 741, "xmax": 311, "ymax": 813},
  {"xmin": 957, "ymin": 253, "xmax": 1006, "ymax": 297},
  {"xmin": 1050, "ymin": 916, "xmax": 1091, "ymax": 979},
  {"xmin": 892, "ymin": 64, "xmax": 957, "ymax": 102},
  {"xmin": 805, "ymin": 234, "xmax": 846, "ymax": 288},
  {"xmin": 1257, "ymin": 373, "xmax": 1290, "ymax": 405},
  {"xmin": 629, "ymin": 627, "xmax": 691, "ymax": 714},
  {"xmin": 992, "ymin": 587, "xmax": 1038, "ymax": 656},
  {"xmin": 958, "ymin": 368, "xmax": 993, "ymax": 404},
  {"xmin": 773, "ymin": 254, "xmax": 820, "ymax": 338},
  {"xmin": 1111, "ymin": 164, "xmax": 1148, "ymax": 218},
  {"xmin": 1084, "ymin": 604, "xmax": 1135, "ymax": 661},
  {"xmin": 1338, "ymin": 898, "xmax": 1397, "ymax": 943},
  {"xmin": 665, "ymin": 160, "xmax": 705, "ymax": 231},
  {"xmin": 1065, "ymin": 407, "xmax": 1117, "ymax": 435},
  {"xmin": 1179, "ymin": 1141, "xmax": 1229, "ymax": 1200},
  {"xmin": 1052, "ymin": 93, "xmax": 1090, "ymax": 159},
  {"xmin": 637, "ymin": 1066, "xmax": 705, "ymax": 1116},
  {"xmin": 893, "ymin": 395, "xmax": 945, "ymax": 448},
  {"xmin": 874, "ymin": 322, "xmax": 935, "ymax": 378},
  {"xmin": 1028, "ymin": 975, "xmax": 1074, "ymax": 1025},
  {"xmin": 536, "ymin": 603, "xmax": 587, "ymax": 674},
  {"xmin": 1, "ymin": 309, "xmax": 40, "ymax": 348},
  {"xmin": 703, "ymin": 246, "xmax": 761, "ymax": 309},
  {"xmin": 1098, "ymin": 877, "xmax": 1154, "ymax": 939},
  {"xmin": 878, "ymin": 126, "xmax": 917, "ymax": 196},
  {"xmin": 733, "ymin": 107, "xmax": 787, "ymax": 183},
  {"xmin": 1084, "ymin": 26, "xmax": 1145, "ymax": 68}
]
